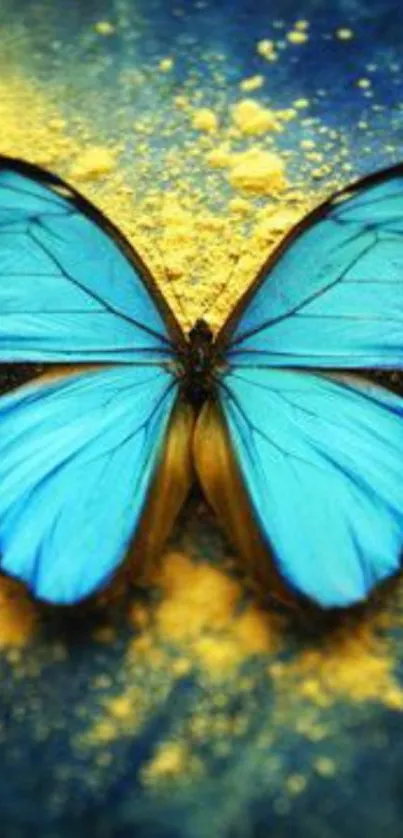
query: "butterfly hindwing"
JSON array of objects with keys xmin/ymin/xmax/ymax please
[
  {"xmin": 218, "ymin": 368, "xmax": 403, "ymax": 607},
  {"xmin": 0, "ymin": 366, "xmax": 177, "ymax": 603},
  {"xmin": 222, "ymin": 168, "xmax": 403, "ymax": 369},
  {"xmin": 0, "ymin": 160, "xmax": 181, "ymax": 363}
]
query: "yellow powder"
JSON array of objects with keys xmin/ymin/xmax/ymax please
[
  {"xmin": 313, "ymin": 757, "xmax": 337, "ymax": 777},
  {"xmin": 159, "ymin": 57, "xmax": 174, "ymax": 73},
  {"xmin": 206, "ymin": 144, "xmax": 232, "ymax": 168},
  {"xmin": 336, "ymin": 27, "xmax": 354, "ymax": 40},
  {"xmin": 256, "ymin": 39, "xmax": 277, "ymax": 62},
  {"xmin": 70, "ymin": 146, "xmax": 118, "ymax": 180},
  {"xmin": 293, "ymin": 97, "xmax": 310, "ymax": 109},
  {"xmin": 191, "ymin": 107, "xmax": 218, "ymax": 133},
  {"xmin": 228, "ymin": 149, "xmax": 287, "ymax": 195},
  {"xmin": 231, "ymin": 99, "xmax": 282, "ymax": 135},
  {"xmin": 227, "ymin": 196, "xmax": 251, "ymax": 215},
  {"xmin": 239, "ymin": 75, "xmax": 264, "ymax": 92},
  {"xmin": 286, "ymin": 773, "xmax": 308, "ymax": 795},
  {"xmin": 94, "ymin": 21, "xmax": 115, "ymax": 36},
  {"xmin": 287, "ymin": 30, "xmax": 309, "ymax": 44},
  {"xmin": 357, "ymin": 78, "xmax": 372, "ymax": 89}
]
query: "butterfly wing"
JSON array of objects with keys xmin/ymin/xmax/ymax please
[
  {"xmin": 0, "ymin": 365, "xmax": 177, "ymax": 603},
  {"xmin": 217, "ymin": 368, "xmax": 403, "ymax": 606},
  {"xmin": 218, "ymin": 165, "xmax": 403, "ymax": 368},
  {"xmin": 0, "ymin": 157, "xmax": 184, "ymax": 363}
]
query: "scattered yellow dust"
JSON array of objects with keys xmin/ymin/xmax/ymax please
[
  {"xmin": 293, "ymin": 97, "xmax": 310, "ymax": 109},
  {"xmin": 313, "ymin": 756, "xmax": 337, "ymax": 777},
  {"xmin": 206, "ymin": 144, "xmax": 232, "ymax": 168},
  {"xmin": 336, "ymin": 27, "xmax": 354, "ymax": 40},
  {"xmin": 231, "ymin": 99, "xmax": 282, "ymax": 135},
  {"xmin": 127, "ymin": 552, "xmax": 281, "ymax": 679},
  {"xmin": 227, "ymin": 196, "xmax": 251, "ymax": 215},
  {"xmin": 228, "ymin": 148, "xmax": 287, "ymax": 195},
  {"xmin": 256, "ymin": 39, "xmax": 278, "ymax": 62},
  {"xmin": 191, "ymin": 107, "xmax": 219, "ymax": 133},
  {"xmin": 70, "ymin": 146, "xmax": 118, "ymax": 180},
  {"xmin": 240, "ymin": 75, "xmax": 264, "ymax": 92},
  {"xmin": 357, "ymin": 78, "xmax": 372, "ymax": 89},
  {"xmin": 286, "ymin": 773, "xmax": 308, "ymax": 795},
  {"xmin": 287, "ymin": 30, "xmax": 309, "ymax": 44},
  {"xmin": 271, "ymin": 620, "xmax": 403, "ymax": 709},
  {"xmin": 142, "ymin": 741, "xmax": 203, "ymax": 786},
  {"xmin": 295, "ymin": 20, "xmax": 309, "ymax": 30},
  {"xmin": 159, "ymin": 57, "xmax": 174, "ymax": 73},
  {"xmin": 300, "ymin": 138, "xmax": 316, "ymax": 150},
  {"xmin": 94, "ymin": 21, "xmax": 115, "ymax": 36}
]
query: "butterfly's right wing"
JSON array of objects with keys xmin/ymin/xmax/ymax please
[
  {"xmin": 0, "ymin": 365, "xmax": 189, "ymax": 604},
  {"xmin": 0, "ymin": 157, "xmax": 184, "ymax": 363},
  {"xmin": 195, "ymin": 367, "xmax": 403, "ymax": 608}
]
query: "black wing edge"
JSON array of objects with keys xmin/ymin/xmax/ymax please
[
  {"xmin": 0, "ymin": 154, "xmax": 187, "ymax": 353},
  {"xmin": 214, "ymin": 160, "xmax": 403, "ymax": 354}
]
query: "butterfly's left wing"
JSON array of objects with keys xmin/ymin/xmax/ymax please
[
  {"xmin": 0, "ymin": 365, "xmax": 178, "ymax": 604},
  {"xmin": 215, "ymin": 368, "xmax": 403, "ymax": 607},
  {"xmin": 217, "ymin": 165, "xmax": 403, "ymax": 369}
]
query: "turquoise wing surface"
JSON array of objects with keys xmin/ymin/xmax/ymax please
[
  {"xmin": 0, "ymin": 158, "xmax": 180, "ymax": 362},
  {"xmin": 223, "ymin": 168, "xmax": 403, "ymax": 368},
  {"xmin": 0, "ymin": 365, "xmax": 177, "ymax": 603},
  {"xmin": 219, "ymin": 368, "xmax": 403, "ymax": 607}
]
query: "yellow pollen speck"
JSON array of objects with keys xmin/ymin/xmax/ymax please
[
  {"xmin": 287, "ymin": 30, "xmax": 309, "ymax": 44},
  {"xmin": 159, "ymin": 57, "xmax": 174, "ymax": 72},
  {"xmin": 94, "ymin": 21, "xmax": 115, "ymax": 36},
  {"xmin": 293, "ymin": 97, "xmax": 310, "ymax": 109},
  {"xmin": 357, "ymin": 77, "xmax": 372, "ymax": 89},
  {"xmin": 256, "ymin": 39, "xmax": 277, "ymax": 61},
  {"xmin": 286, "ymin": 773, "xmax": 308, "ymax": 795},
  {"xmin": 191, "ymin": 107, "xmax": 218, "ymax": 133},
  {"xmin": 239, "ymin": 74, "xmax": 264, "ymax": 92},
  {"xmin": 231, "ymin": 99, "xmax": 281, "ymax": 135},
  {"xmin": 336, "ymin": 27, "xmax": 354, "ymax": 40},
  {"xmin": 295, "ymin": 20, "xmax": 309, "ymax": 30},
  {"xmin": 300, "ymin": 138, "xmax": 316, "ymax": 150},
  {"xmin": 313, "ymin": 757, "xmax": 337, "ymax": 777}
]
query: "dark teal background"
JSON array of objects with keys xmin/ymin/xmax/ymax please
[{"xmin": 1, "ymin": 1, "xmax": 403, "ymax": 836}]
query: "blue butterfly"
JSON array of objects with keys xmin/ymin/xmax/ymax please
[{"xmin": 0, "ymin": 155, "xmax": 403, "ymax": 608}]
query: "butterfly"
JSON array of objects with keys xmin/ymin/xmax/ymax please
[{"xmin": 0, "ymin": 154, "xmax": 403, "ymax": 608}]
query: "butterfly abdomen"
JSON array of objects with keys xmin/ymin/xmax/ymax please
[{"xmin": 182, "ymin": 318, "xmax": 216, "ymax": 409}]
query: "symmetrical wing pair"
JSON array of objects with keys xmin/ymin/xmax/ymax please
[{"xmin": 1, "ymin": 155, "xmax": 403, "ymax": 607}]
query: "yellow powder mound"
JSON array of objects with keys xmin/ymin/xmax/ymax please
[
  {"xmin": 228, "ymin": 149, "xmax": 287, "ymax": 195},
  {"xmin": 231, "ymin": 99, "xmax": 282, "ymax": 135}
]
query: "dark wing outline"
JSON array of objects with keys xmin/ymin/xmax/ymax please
[
  {"xmin": 214, "ymin": 161, "xmax": 403, "ymax": 355},
  {"xmin": 0, "ymin": 154, "xmax": 187, "ymax": 355}
]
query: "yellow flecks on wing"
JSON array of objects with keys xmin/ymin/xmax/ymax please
[{"xmin": 287, "ymin": 30, "xmax": 309, "ymax": 45}]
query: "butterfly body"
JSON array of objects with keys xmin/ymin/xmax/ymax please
[
  {"xmin": 181, "ymin": 318, "xmax": 217, "ymax": 408},
  {"xmin": 1, "ymin": 155, "xmax": 403, "ymax": 608}
]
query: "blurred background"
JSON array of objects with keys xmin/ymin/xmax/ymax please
[{"xmin": 1, "ymin": 1, "xmax": 403, "ymax": 836}]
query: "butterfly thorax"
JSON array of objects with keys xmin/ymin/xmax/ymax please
[{"xmin": 182, "ymin": 319, "xmax": 215, "ymax": 408}]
